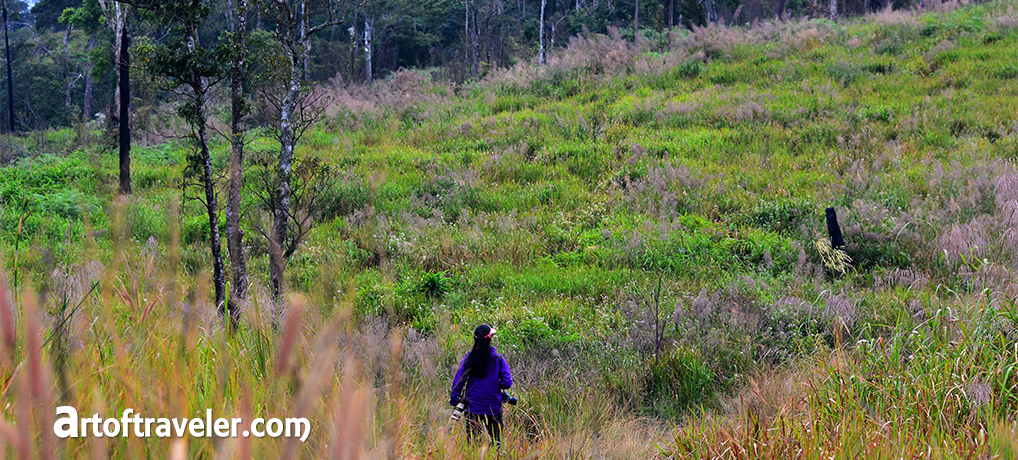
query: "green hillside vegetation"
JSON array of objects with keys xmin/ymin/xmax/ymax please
[{"xmin": 3, "ymin": 1, "xmax": 1018, "ymax": 457}]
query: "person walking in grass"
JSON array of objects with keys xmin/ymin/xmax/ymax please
[{"xmin": 450, "ymin": 324, "xmax": 514, "ymax": 447}]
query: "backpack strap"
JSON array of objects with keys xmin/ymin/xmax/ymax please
[
  {"xmin": 453, "ymin": 358, "xmax": 472, "ymax": 403},
  {"xmin": 497, "ymin": 354, "xmax": 505, "ymax": 388}
]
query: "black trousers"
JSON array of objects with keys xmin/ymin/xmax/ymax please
[{"xmin": 465, "ymin": 412, "xmax": 502, "ymax": 447}]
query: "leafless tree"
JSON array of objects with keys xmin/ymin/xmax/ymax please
[
  {"xmin": 226, "ymin": 0, "xmax": 250, "ymax": 324},
  {"xmin": 259, "ymin": 0, "xmax": 370, "ymax": 303}
]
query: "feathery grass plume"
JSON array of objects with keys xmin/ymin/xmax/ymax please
[
  {"xmin": 274, "ymin": 294, "xmax": 304, "ymax": 377},
  {"xmin": 27, "ymin": 293, "xmax": 55, "ymax": 460},
  {"xmin": 210, "ymin": 383, "xmax": 254, "ymax": 459},
  {"xmin": 169, "ymin": 439, "xmax": 187, "ymax": 460},
  {"xmin": 0, "ymin": 265, "xmax": 15, "ymax": 353},
  {"xmin": 994, "ymin": 166, "xmax": 1018, "ymax": 211},
  {"xmin": 382, "ymin": 331, "xmax": 408, "ymax": 458},
  {"xmin": 4, "ymin": 378, "xmax": 30, "ymax": 458},
  {"xmin": 823, "ymin": 293, "xmax": 859, "ymax": 330},
  {"xmin": 936, "ymin": 221, "xmax": 988, "ymax": 268},
  {"xmin": 284, "ymin": 314, "xmax": 340, "ymax": 458},
  {"xmin": 814, "ymin": 238, "xmax": 852, "ymax": 277},
  {"xmin": 990, "ymin": 422, "xmax": 1018, "ymax": 453},
  {"xmin": 331, "ymin": 352, "xmax": 369, "ymax": 460},
  {"xmin": 87, "ymin": 387, "xmax": 107, "ymax": 460}
]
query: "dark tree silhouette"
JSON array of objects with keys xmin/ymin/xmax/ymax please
[{"xmin": 826, "ymin": 207, "xmax": 845, "ymax": 249}]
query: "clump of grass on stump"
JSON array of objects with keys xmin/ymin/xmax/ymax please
[{"xmin": 815, "ymin": 238, "xmax": 852, "ymax": 277}]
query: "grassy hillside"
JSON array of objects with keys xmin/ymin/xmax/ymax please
[{"xmin": 2, "ymin": 1, "xmax": 1018, "ymax": 457}]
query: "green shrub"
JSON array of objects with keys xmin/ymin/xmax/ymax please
[
  {"xmin": 127, "ymin": 202, "xmax": 169, "ymax": 241},
  {"xmin": 289, "ymin": 251, "xmax": 319, "ymax": 293},
  {"xmin": 133, "ymin": 167, "xmax": 174, "ymax": 190},
  {"xmin": 33, "ymin": 190, "xmax": 99, "ymax": 220},
  {"xmin": 827, "ymin": 61, "xmax": 863, "ymax": 86},
  {"xmin": 846, "ymin": 239, "xmax": 912, "ymax": 271},
  {"xmin": 180, "ymin": 214, "xmax": 226, "ymax": 246},
  {"xmin": 982, "ymin": 32, "xmax": 1005, "ymax": 44},
  {"xmin": 995, "ymin": 63, "xmax": 1018, "ymax": 79},
  {"xmin": 857, "ymin": 105, "xmax": 893, "ymax": 123},
  {"xmin": 675, "ymin": 60, "xmax": 704, "ymax": 79},
  {"xmin": 409, "ymin": 270, "xmax": 452, "ymax": 300},
  {"xmin": 511, "ymin": 317, "xmax": 556, "ymax": 347},
  {"xmin": 864, "ymin": 61, "xmax": 895, "ymax": 74},
  {"xmin": 707, "ymin": 68, "xmax": 741, "ymax": 86},
  {"xmin": 643, "ymin": 347, "xmax": 715, "ymax": 417},
  {"xmin": 751, "ymin": 199, "xmax": 813, "ymax": 234},
  {"xmin": 353, "ymin": 270, "xmax": 389, "ymax": 319},
  {"xmin": 503, "ymin": 316, "xmax": 581, "ymax": 350},
  {"xmin": 872, "ymin": 24, "xmax": 917, "ymax": 55}
]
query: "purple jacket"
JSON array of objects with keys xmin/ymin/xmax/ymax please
[{"xmin": 450, "ymin": 346, "xmax": 513, "ymax": 415}]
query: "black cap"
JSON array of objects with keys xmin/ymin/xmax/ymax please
[{"xmin": 474, "ymin": 324, "xmax": 496, "ymax": 339}]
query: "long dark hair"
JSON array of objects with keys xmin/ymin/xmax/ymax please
[{"xmin": 464, "ymin": 325, "xmax": 493, "ymax": 379}]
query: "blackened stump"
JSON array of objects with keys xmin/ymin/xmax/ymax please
[
  {"xmin": 826, "ymin": 207, "xmax": 845, "ymax": 248},
  {"xmin": 118, "ymin": 22, "xmax": 131, "ymax": 195}
]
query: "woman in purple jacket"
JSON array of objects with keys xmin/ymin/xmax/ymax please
[{"xmin": 450, "ymin": 323, "xmax": 513, "ymax": 447}]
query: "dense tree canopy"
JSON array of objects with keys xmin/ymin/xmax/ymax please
[{"xmin": 1, "ymin": 0, "xmax": 920, "ymax": 131}]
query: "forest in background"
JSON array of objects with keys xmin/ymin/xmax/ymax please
[{"xmin": 4, "ymin": 0, "xmax": 941, "ymax": 132}]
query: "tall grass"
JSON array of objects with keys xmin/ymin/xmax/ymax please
[
  {"xmin": 4, "ymin": 1, "xmax": 1018, "ymax": 458},
  {"xmin": 662, "ymin": 288, "xmax": 1018, "ymax": 458},
  {"xmin": 0, "ymin": 214, "xmax": 666, "ymax": 458}
]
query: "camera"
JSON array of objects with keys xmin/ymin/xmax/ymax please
[
  {"xmin": 450, "ymin": 401, "xmax": 466, "ymax": 421},
  {"xmin": 501, "ymin": 391, "xmax": 517, "ymax": 405}
]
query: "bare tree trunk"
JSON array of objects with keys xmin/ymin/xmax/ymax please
[
  {"xmin": 471, "ymin": 7, "xmax": 479, "ymax": 78},
  {"xmin": 539, "ymin": 0, "xmax": 546, "ymax": 66},
  {"xmin": 550, "ymin": 20, "xmax": 555, "ymax": 51},
  {"xmin": 634, "ymin": 0, "xmax": 639, "ymax": 42},
  {"xmin": 363, "ymin": 16, "xmax": 372, "ymax": 83},
  {"xmin": 271, "ymin": 78, "xmax": 297, "ymax": 304},
  {"xmin": 829, "ymin": 0, "xmax": 836, "ymax": 20},
  {"xmin": 301, "ymin": 1, "xmax": 310, "ymax": 78},
  {"xmin": 3, "ymin": 2, "xmax": 14, "ymax": 133},
  {"xmin": 83, "ymin": 37, "xmax": 94, "ymax": 119},
  {"xmin": 668, "ymin": 0, "xmax": 673, "ymax": 50},
  {"xmin": 483, "ymin": 8, "xmax": 491, "ymax": 67},
  {"xmin": 226, "ymin": 0, "xmax": 248, "ymax": 327},
  {"xmin": 702, "ymin": 0, "xmax": 716, "ymax": 22},
  {"xmin": 198, "ymin": 101, "xmax": 225, "ymax": 314},
  {"xmin": 63, "ymin": 25, "xmax": 73, "ymax": 109},
  {"xmin": 109, "ymin": 2, "xmax": 121, "ymax": 131},
  {"xmin": 350, "ymin": 8, "xmax": 357, "ymax": 82},
  {"xmin": 262, "ymin": 0, "xmax": 360, "ymax": 309},
  {"xmin": 181, "ymin": 27, "xmax": 226, "ymax": 317},
  {"xmin": 464, "ymin": 0, "xmax": 469, "ymax": 74},
  {"xmin": 118, "ymin": 17, "xmax": 131, "ymax": 195},
  {"xmin": 271, "ymin": 27, "xmax": 310, "ymax": 304}
]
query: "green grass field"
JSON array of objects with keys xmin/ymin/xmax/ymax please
[{"xmin": 2, "ymin": 1, "xmax": 1018, "ymax": 457}]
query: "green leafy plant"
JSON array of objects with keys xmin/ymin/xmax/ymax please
[{"xmin": 414, "ymin": 270, "xmax": 451, "ymax": 300}]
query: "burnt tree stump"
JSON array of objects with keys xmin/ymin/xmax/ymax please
[{"xmin": 826, "ymin": 207, "xmax": 845, "ymax": 248}]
